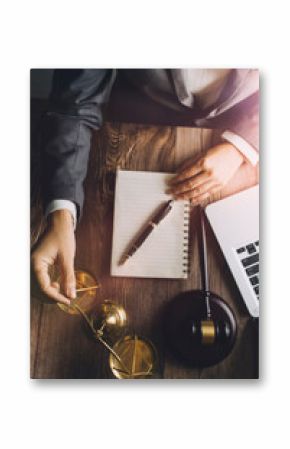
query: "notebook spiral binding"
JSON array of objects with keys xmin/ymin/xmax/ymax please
[{"xmin": 182, "ymin": 201, "xmax": 191, "ymax": 277}]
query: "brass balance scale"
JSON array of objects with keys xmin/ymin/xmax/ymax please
[
  {"xmin": 57, "ymin": 270, "xmax": 159, "ymax": 379},
  {"xmin": 55, "ymin": 208, "xmax": 236, "ymax": 375}
]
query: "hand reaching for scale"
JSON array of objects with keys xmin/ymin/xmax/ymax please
[
  {"xmin": 31, "ymin": 210, "xmax": 76, "ymax": 306},
  {"xmin": 167, "ymin": 143, "xmax": 245, "ymax": 204}
]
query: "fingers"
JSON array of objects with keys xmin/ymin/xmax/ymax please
[
  {"xmin": 168, "ymin": 158, "xmax": 204, "ymax": 185},
  {"xmin": 167, "ymin": 172, "xmax": 210, "ymax": 197},
  {"xmin": 176, "ymin": 156, "xmax": 197, "ymax": 173},
  {"xmin": 33, "ymin": 257, "xmax": 71, "ymax": 305},
  {"xmin": 60, "ymin": 256, "xmax": 76, "ymax": 299},
  {"xmin": 190, "ymin": 185, "xmax": 222, "ymax": 205},
  {"xmin": 173, "ymin": 180, "xmax": 218, "ymax": 201}
]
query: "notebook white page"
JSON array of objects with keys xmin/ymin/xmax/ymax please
[{"xmin": 110, "ymin": 170, "xmax": 190, "ymax": 279}]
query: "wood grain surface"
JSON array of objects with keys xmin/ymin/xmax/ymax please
[{"xmin": 31, "ymin": 121, "xmax": 259, "ymax": 379}]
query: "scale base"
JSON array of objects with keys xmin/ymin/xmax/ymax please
[{"xmin": 164, "ymin": 290, "xmax": 237, "ymax": 368}]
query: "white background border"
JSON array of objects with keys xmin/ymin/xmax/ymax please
[{"xmin": 0, "ymin": 1, "xmax": 288, "ymax": 448}]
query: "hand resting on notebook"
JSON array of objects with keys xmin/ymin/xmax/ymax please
[{"xmin": 167, "ymin": 143, "xmax": 244, "ymax": 204}]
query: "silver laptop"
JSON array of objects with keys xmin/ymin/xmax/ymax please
[{"xmin": 205, "ymin": 185, "xmax": 259, "ymax": 317}]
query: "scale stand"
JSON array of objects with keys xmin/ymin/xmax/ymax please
[{"xmin": 164, "ymin": 206, "xmax": 237, "ymax": 368}]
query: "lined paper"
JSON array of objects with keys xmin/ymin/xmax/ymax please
[{"xmin": 110, "ymin": 170, "xmax": 190, "ymax": 279}]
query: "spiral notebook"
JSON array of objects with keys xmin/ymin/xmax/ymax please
[{"xmin": 110, "ymin": 170, "xmax": 190, "ymax": 279}]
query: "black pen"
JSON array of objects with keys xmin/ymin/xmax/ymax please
[{"xmin": 119, "ymin": 200, "xmax": 174, "ymax": 265}]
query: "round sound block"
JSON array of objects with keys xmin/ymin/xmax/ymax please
[{"xmin": 164, "ymin": 290, "xmax": 237, "ymax": 368}]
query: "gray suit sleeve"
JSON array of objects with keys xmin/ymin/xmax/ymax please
[{"xmin": 41, "ymin": 69, "xmax": 116, "ymax": 217}]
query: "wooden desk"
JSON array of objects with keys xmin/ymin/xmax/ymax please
[{"xmin": 31, "ymin": 122, "xmax": 259, "ymax": 379}]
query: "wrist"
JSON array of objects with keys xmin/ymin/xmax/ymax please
[
  {"xmin": 224, "ymin": 142, "xmax": 245, "ymax": 164},
  {"xmin": 48, "ymin": 209, "xmax": 74, "ymax": 230},
  {"xmin": 222, "ymin": 130, "xmax": 259, "ymax": 166}
]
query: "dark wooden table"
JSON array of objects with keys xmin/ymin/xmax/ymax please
[{"xmin": 31, "ymin": 122, "xmax": 259, "ymax": 379}]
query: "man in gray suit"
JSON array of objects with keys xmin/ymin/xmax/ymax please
[{"xmin": 32, "ymin": 69, "xmax": 259, "ymax": 305}]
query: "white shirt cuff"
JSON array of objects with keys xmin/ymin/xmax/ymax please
[
  {"xmin": 222, "ymin": 130, "xmax": 259, "ymax": 166},
  {"xmin": 45, "ymin": 199, "xmax": 77, "ymax": 230}
]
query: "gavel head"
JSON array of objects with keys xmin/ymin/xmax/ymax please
[
  {"xmin": 191, "ymin": 319, "xmax": 232, "ymax": 345},
  {"xmin": 164, "ymin": 290, "xmax": 237, "ymax": 367}
]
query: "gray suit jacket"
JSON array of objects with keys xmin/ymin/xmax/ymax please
[{"xmin": 41, "ymin": 69, "xmax": 259, "ymax": 216}]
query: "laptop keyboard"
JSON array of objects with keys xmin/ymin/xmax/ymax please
[{"xmin": 236, "ymin": 241, "xmax": 259, "ymax": 300}]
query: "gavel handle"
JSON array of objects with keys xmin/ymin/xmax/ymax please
[{"xmin": 200, "ymin": 207, "xmax": 211, "ymax": 319}]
